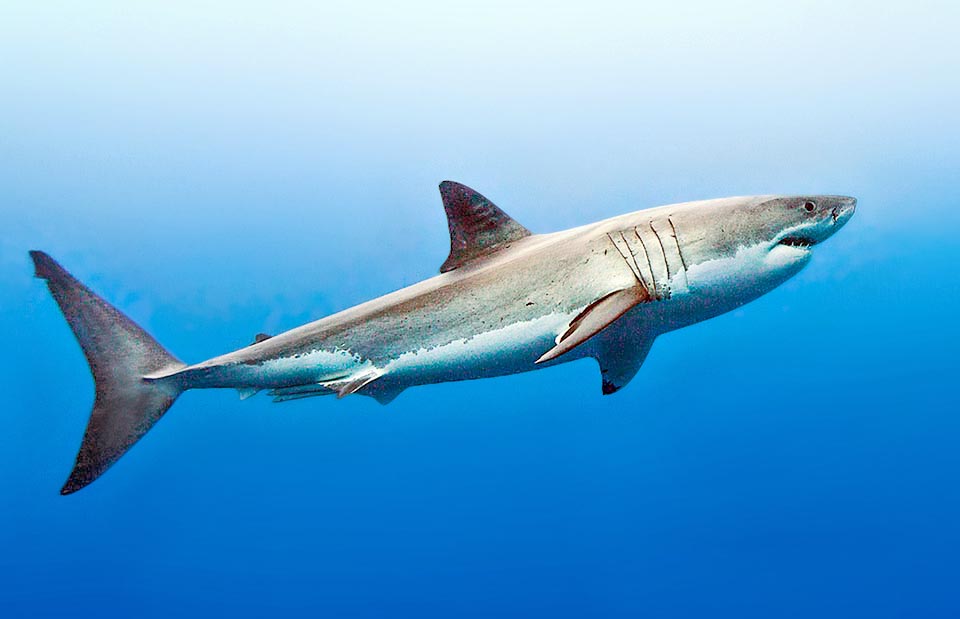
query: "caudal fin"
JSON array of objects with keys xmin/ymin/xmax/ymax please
[{"xmin": 30, "ymin": 251, "xmax": 186, "ymax": 494}]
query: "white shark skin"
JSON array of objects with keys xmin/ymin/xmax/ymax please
[{"xmin": 154, "ymin": 193, "xmax": 856, "ymax": 403}]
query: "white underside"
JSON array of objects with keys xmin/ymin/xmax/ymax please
[
  {"xmin": 682, "ymin": 241, "xmax": 809, "ymax": 311},
  {"xmin": 381, "ymin": 310, "xmax": 579, "ymax": 383}
]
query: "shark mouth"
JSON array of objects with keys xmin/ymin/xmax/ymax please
[{"xmin": 777, "ymin": 235, "xmax": 818, "ymax": 249}]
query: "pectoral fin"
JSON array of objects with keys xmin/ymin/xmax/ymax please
[{"xmin": 536, "ymin": 286, "xmax": 651, "ymax": 364}]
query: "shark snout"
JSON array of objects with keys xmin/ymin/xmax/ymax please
[
  {"xmin": 808, "ymin": 195, "xmax": 856, "ymax": 245},
  {"xmin": 831, "ymin": 196, "xmax": 856, "ymax": 226}
]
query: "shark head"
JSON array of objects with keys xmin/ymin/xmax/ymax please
[
  {"xmin": 667, "ymin": 194, "xmax": 856, "ymax": 317},
  {"xmin": 763, "ymin": 195, "xmax": 857, "ymax": 262}
]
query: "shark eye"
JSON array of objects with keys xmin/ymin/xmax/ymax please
[{"xmin": 803, "ymin": 201, "xmax": 816, "ymax": 212}]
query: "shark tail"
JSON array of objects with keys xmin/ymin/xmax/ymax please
[{"xmin": 30, "ymin": 251, "xmax": 187, "ymax": 495}]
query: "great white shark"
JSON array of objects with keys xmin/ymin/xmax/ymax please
[{"xmin": 32, "ymin": 181, "xmax": 856, "ymax": 494}]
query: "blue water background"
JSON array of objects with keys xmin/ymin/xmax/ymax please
[{"xmin": 2, "ymin": 2, "xmax": 958, "ymax": 616}]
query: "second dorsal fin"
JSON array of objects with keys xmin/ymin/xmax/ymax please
[
  {"xmin": 251, "ymin": 333, "xmax": 272, "ymax": 345},
  {"xmin": 438, "ymin": 181, "xmax": 532, "ymax": 273}
]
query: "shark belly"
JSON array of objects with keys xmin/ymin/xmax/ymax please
[{"xmin": 379, "ymin": 309, "xmax": 580, "ymax": 387}]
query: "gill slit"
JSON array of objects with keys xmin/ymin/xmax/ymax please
[
  {"xmin": 649, "ymin": 220, "xmax": 672, "ymax": 279},
  {"xmin": 606, "ymin": 232, "xmax": 642, "ymax": 286},
  {"xmin": 633, "ymin": 227, "xmax": 658, "ymax": 298},
  {"xmin": 667, "ymin": 216, "xmax": 690, "ymax": 287},
  {"xmin": 620, "ymin": 230, "xmax": 646, "ymax": 286}
]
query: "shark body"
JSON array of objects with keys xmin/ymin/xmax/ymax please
[{"xmin": 32, "ymin": 182, "xmax": 856, "ymax": 493}]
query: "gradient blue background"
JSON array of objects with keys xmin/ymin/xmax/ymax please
[{"xmin": 2, "ymin": 1, "xmax": 958, "ymax": 616}]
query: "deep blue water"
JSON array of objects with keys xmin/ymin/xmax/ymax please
[{"xmin": 2, "ymin": 3, "xmax": 959, "ymax": 617}]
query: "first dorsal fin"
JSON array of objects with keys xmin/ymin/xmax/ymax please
[{"xmin": 438, "ymin": 181, "xmax": 532, "ymax": 273}]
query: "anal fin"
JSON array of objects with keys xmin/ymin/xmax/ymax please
[{"xmin": 237, "ymin": 387, "xmax": 260, "ymax": 400}]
